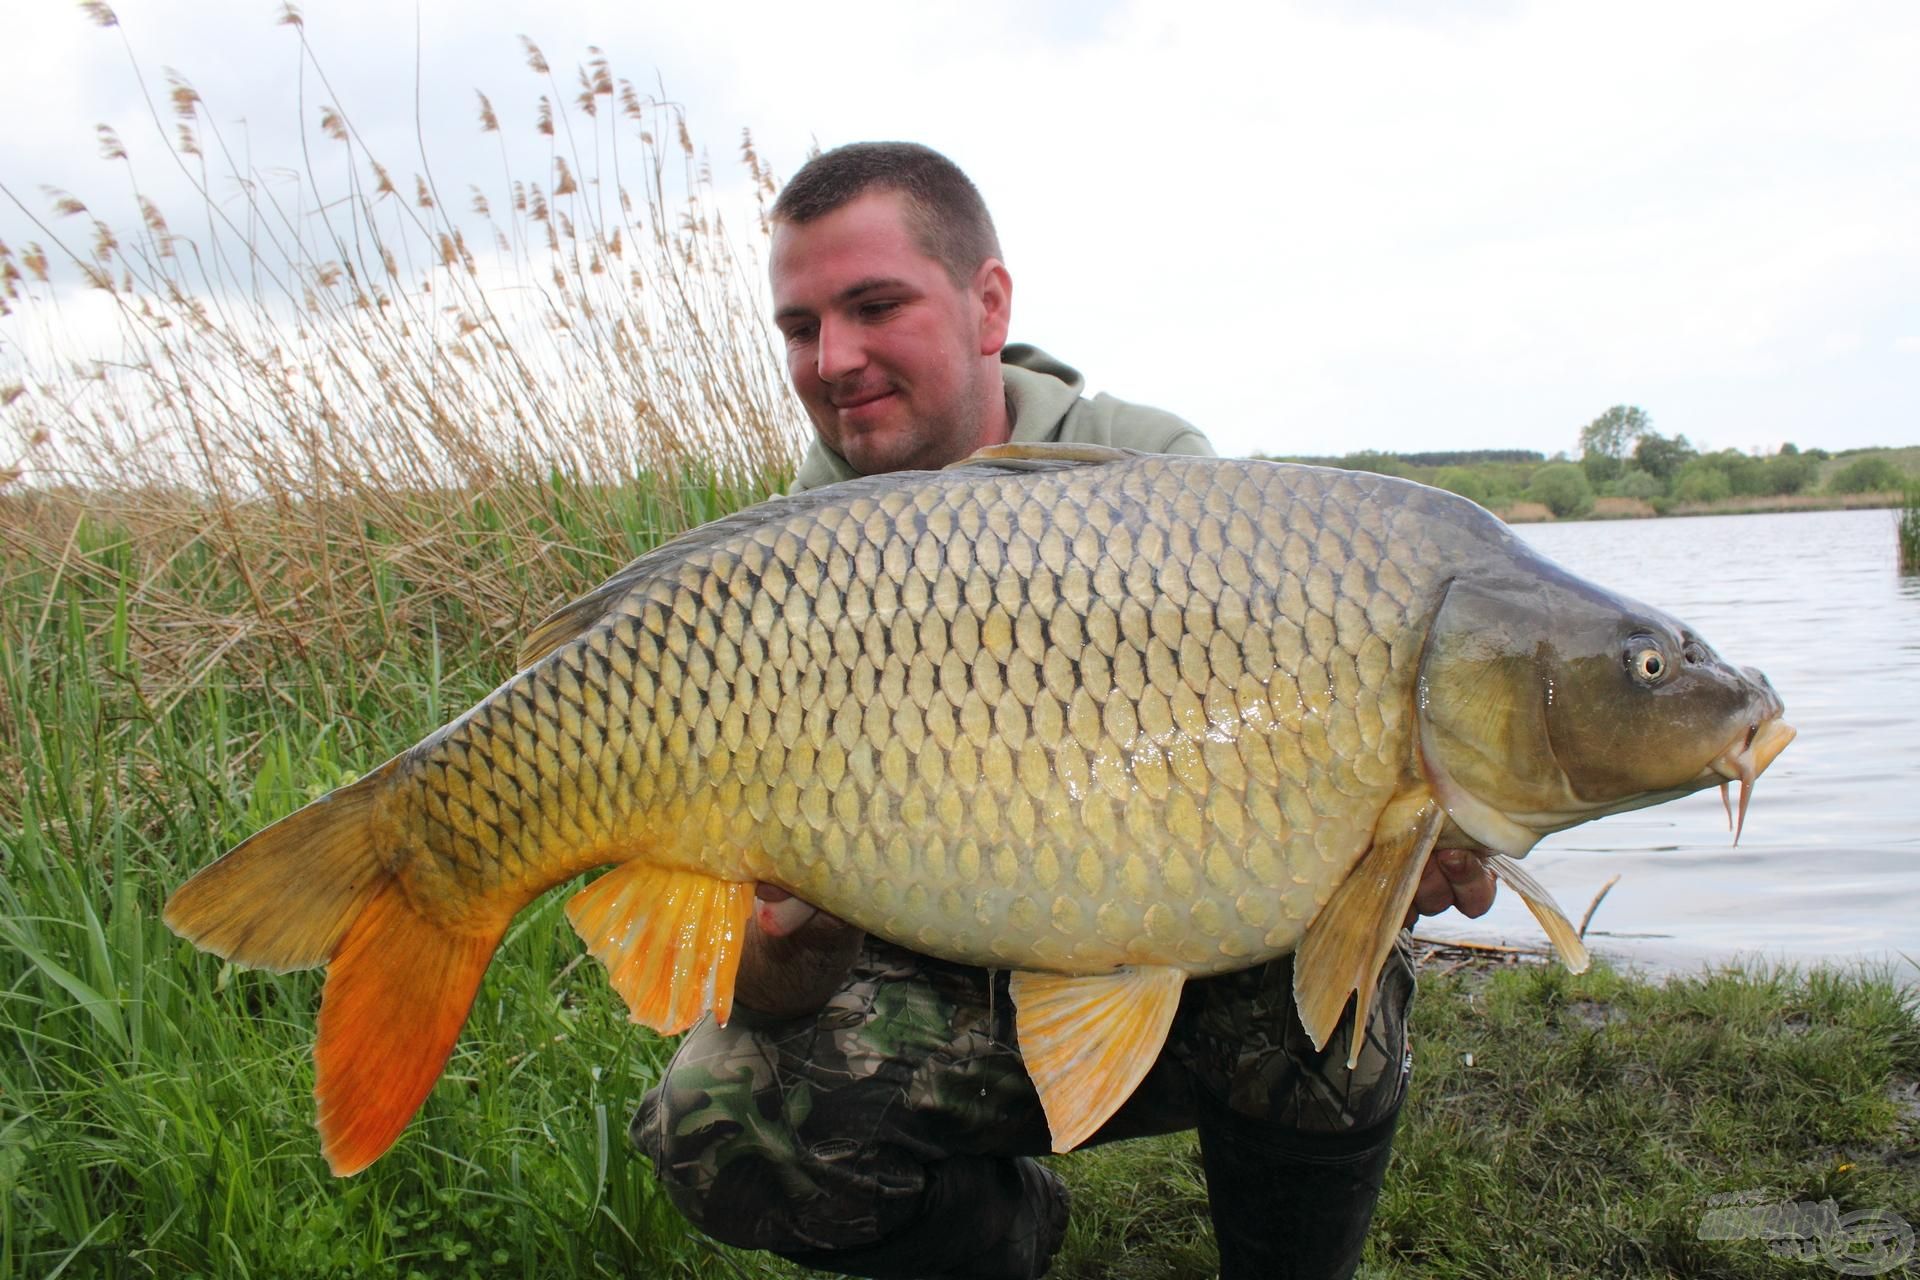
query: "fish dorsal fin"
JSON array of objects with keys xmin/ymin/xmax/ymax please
[
  {"xmin": 565, "ymin": 861, "xmax": 755, "ymax": 1034},
  {"xmin": 948, "ymin": 442, "xmax": 1141, "ymax": 474},
  {"xmin": 1484, "ymin": 854, "xmax": 1591, "ymax": 973},
  {"xmin": 1008, "ymin": 965, "xmax": 1185, "ymax": 1153},
  {"xmin": 514, "ymin": 482, "xmax": 892, "ymax": 669},
  {"xmin": 1295, "ymin": 792, "xmax": 1445, "ymax": 1065},
  {"xmin": 518, "ymin": 444, "xmax": 1141, "ymax": 669},
  {"xmin": 516, "ymin": 585, "xmax": 627, "ymax": 669}
]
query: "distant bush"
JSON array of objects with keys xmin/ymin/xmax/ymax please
[
  {"xmin": 1526, "ymin": 463, "xmax": 1594, "ymax": 518},
  {"xmin": 1433, "ymin": 467, "xmax": 1495, "ymax": 506},
  {"xmin": 1477, "ymin": 466, "xmax": 1527, "ymax": 508},
  {"xmin": 1829, "ymin": 457, "xmax": 1907, "ymax": 494},
  {"xmin": 1662, "ymin": 449, "xmax": 1815, "ymax": 501},
  {"xmin": 1632, "ymin": 431, "xmax": 1695, "ymax": 481},
  {"xmin": 1580, "ymin": 452, "xmax": 1624, "ymax": 486},
  {"xmin": 1602, "ymin": 470, "xmax": 1664, "ymax": 500},
  {"xmin": 1761, "ymin": 453, "xmax": 1817, "ymax": 495},
  {"xmin": 1674, "ymin": 464, "xmax": 1732, "ymax": 503},
  {"xmin": 1723, "ymin": 455, "xmax": 1765, "ymax": 496},
  {"xmin": 1709, "ymin": 450, "xmax": 1814, "ymax": 497},
  {"xmin": 1396, "ymin": 449, "xmax": 1545, "ymax": 468}
]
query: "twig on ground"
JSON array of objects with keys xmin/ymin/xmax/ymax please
[
  {"xmin": 1411, "ymin": 936, "xmax": 1549, "ymax": 957},
  {"xmin": 1577, "ymin": 874, "xmax": 1622, "ymax": 940}
]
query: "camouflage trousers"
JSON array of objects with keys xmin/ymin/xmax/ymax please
[{"xmin": 632, "ymin": 936, "xmax": 1414, "ymax": 1279}]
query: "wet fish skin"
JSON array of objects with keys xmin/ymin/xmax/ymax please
[
  {"xmin": 390, "ymin": 456, "xmax": 1441, "ymax": 970},
  {"xmin": 164, "ymin": 447, "xmax": 1790, "ymax": 1172}
]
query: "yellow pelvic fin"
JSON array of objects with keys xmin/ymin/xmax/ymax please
[
  {"xmin": 1008, "ymin": 965, "xmax": 1185, "ymax": 1154},
  {"xmin": 315, "ymin": 881, "xmax": 506, "ymax": 1176},
  {"xmin": 1484, "ymin": 854, "xmax": 1591, "ymax": 974},
  {"xmin": 565, "ymin": 861, "xmax": 754, "ymax": 1035},
  {"xmin": 163, "ymin": 761, "xmax": 396, "ymax": 972},
  {"xmin": 1295, "ymin": 792, "xmax": 1444, "ymax": 1067}
]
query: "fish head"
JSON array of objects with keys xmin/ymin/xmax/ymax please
[{"xmin": 1416, "ymin": 558, "xmax": 1794, "ymax": 856}]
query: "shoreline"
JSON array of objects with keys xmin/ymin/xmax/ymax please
[{"xmin": 1497, "ymin": 490, "xmax": 1907, "ymax": 523}]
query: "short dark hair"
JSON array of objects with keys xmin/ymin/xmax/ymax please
[{"xmin": 772, "ymin": 142, "xmax": 1001, "ymax": 285}]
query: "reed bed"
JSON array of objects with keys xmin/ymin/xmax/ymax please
[{"xmin": 2, "ymin": 3, "xmax": 802, "ymax": 730}]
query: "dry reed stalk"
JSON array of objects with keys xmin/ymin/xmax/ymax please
[{"xmin": 1, "ymin": 12, "xmax": 803, "ymax": 717}]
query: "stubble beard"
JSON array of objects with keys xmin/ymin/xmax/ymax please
[{"xmin": 837, "ymin": 362, "xmax": 999, "ymax": 476}]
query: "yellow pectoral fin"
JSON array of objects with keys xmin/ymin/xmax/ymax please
[
  {"xmin": 1295, "ymin": 793, "xmax": 1444, "ymax": 1066},
  {"xmin": 1008, "ymin": 965, "xmax": 1185, "ymax": 1154},
  {"xmin": 565, "ymin": 861, "xmax": 754, "ymax": 1035},
  {"xmin": 1484, "ymin": 854, "xmax": 1591, "ymax": 974}
]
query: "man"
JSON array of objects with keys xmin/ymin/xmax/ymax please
[{"xmin": 633, "ymin": 141, "xmax": 1494, "ymax": 1279}]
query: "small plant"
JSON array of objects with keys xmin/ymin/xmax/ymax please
[{"xmin": 1898, "ymin": 483, "xmax": 1920, "ymax": 573}]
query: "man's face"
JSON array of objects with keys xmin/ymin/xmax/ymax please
[{"xmin": 771, "ymin": 190, "xmax": 1011, "ymax": 475}]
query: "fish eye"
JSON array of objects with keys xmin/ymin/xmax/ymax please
[{"xmin": 1631, "ymin": 647, "xmax": 1666, "ymax": 682}]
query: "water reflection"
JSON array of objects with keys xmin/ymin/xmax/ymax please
[{"xmin": 1419, "ymin": 509, "xmax": 1920, "ymax": 984}]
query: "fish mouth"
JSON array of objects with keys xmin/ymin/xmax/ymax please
[{"xmin": 1710, "ymin": 717, "xmax": 1796, "ymax": 844}]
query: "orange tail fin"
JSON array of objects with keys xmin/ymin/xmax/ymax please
[
  {"xmin": 163, "ymin": 764, "xmax": 396, "ymax": 971},
  {"xmin": 165, "ymin": 762, "xmax": 505, "ymax": 1175},
  {"xmin": 314, "ymin": 882, "xmax": 504, "ymax": 1175}
]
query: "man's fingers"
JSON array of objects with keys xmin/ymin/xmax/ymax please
[
  {"xmin": 735, "ymin": 890, "xmax": 864, "ymax": 1019},
  {"xmin": 754, "ymin": 885, "xmax": 842, "ymax": 938},
  {"xmin": 1404, "ymin": 850, "xmax": 1499, "ymax": 926},
  {"xmin": 1407, "ymin": 861, "xmax": 1451, "ymax": 925},
  {"xmin": 1437, "ymin": 849, "xmax": 1497, "ymax": 918}
]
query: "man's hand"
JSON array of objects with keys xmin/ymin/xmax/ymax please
[
  {"xmin": 1404, "ymin": 849, "xmax": 1497, "ymax": 928},
  {"xmin": 732, "ymin": 887, "xmax": 864, "ymax": 1019},
  {"xmin": 753, "ymin": 885, "xmax": 831, "ymax": 939}
]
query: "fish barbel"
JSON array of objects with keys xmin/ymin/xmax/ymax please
[{"xmin": 164, "ymin": 445, "xmax": 1793, "ymax": 1173}]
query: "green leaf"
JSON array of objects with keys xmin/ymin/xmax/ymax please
[{"xmin": 0, "ymin": 915, "xmax": 128, "ymax": 1052}]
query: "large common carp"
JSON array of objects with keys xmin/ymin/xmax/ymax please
[{"xmin": 165, "ymin": 445, "xmax": 1792, "ymax": 1174}]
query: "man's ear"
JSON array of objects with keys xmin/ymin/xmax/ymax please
[{"xmin": 974, "ymin": 258, "xmax": 1012, "ymax": 355}]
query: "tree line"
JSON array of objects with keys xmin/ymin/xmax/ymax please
[{"xmin": 1269, "ymin": 406, "xmax": 1913, "ymax": 519}]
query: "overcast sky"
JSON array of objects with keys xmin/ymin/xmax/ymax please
[{"xmin": 4, "ymin": 0, "xmax": 1916, "ymax": 461}]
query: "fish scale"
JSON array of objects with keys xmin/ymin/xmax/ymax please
[
  {"xmin": 376, "ymin": 456, "xmax": 1431, "ymax": 974},
  {"xmin": 165, "ymin": 445, "xmax": 1792, "ymax": 1171}
]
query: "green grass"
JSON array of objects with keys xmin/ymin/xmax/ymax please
[
  {"xmin": 1049, "ymin": 962, "xmax": 1920, "ymax": 1280},
  {"xmin": 0, "ymin": 522, "xmax": 769, "ymax": 1279}
]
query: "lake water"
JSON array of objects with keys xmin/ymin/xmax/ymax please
[{"xmin": 1415, "ymin": 508, "xmax": 1920, "ymax": 985}]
